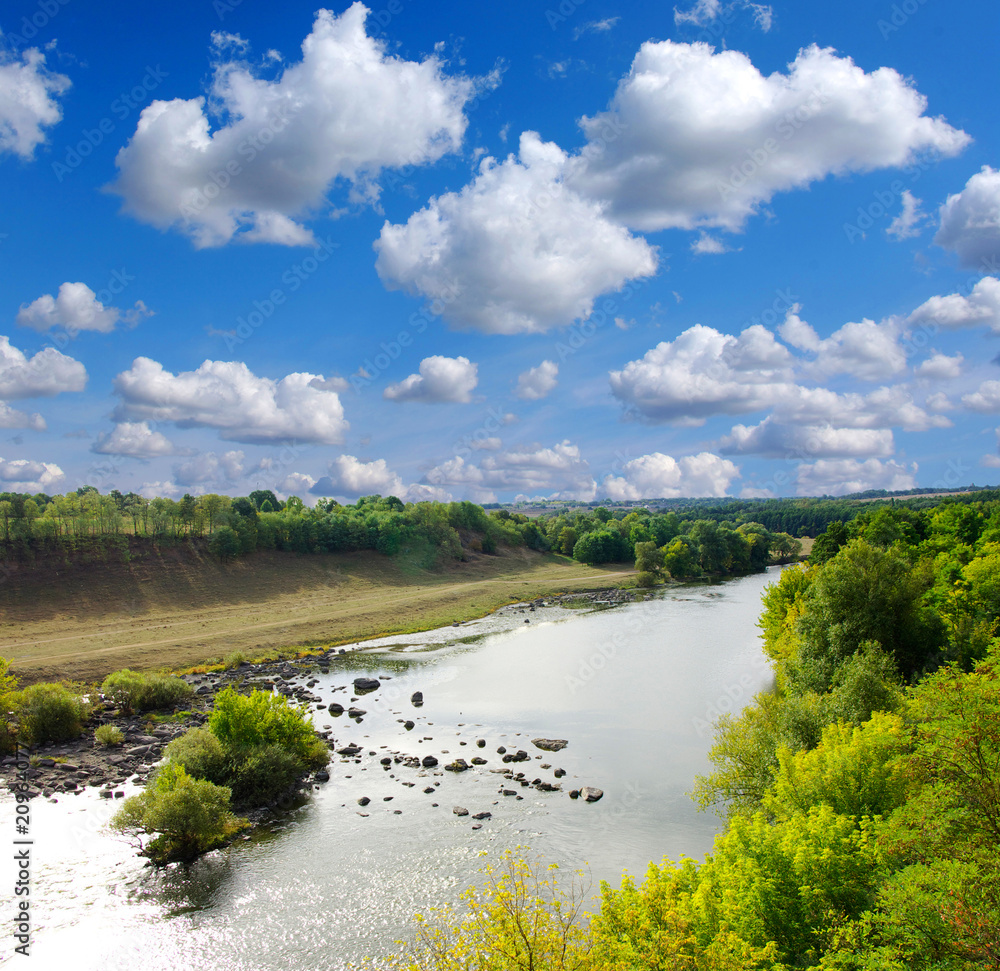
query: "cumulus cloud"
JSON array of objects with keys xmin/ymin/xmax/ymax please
[
  {"xmin": 310, "ymin": 454, "xmax": 405, "ymax": 499},
  {"xmin": 383, "ymin": 355, "xmax": 478, "ymax": 403},
  {"xmin": 515, "ymin": 360, "xmax": 558, "ymax": 400},
  {"xmin": 795, "ymin": 458, "xmax": 918, "ymax": 496},
  {"xmin": 608, "ymin": 323, "xmax": 794, "ymax": 424},
  {"xmin": 610, "ymin": 311, "xmax": 948, "ymax": 440},
  {"xmin": 886, "ymin": 189, "xmax": 926, "ymax": 240},
  {"xmin": 0, "ymin": 403, "xmax": 45, "ymax": 430},
  {"xmin": 569, "ymin": 42, "xmax": 969, "ymax": 232},
  {"xmin": 690, "ymin": 232, "xmax": 732, "ymax": 255},
  {"xmin": 90, "ymin": 421, "xmax": 183, "ymax": 457},
  {"xmin": 780, "ymin": 306, "xmax": 906, "ymax": 380},
  {"xmin": 173, "ymin": 450, "xmax": 245, "ymax": 486},
  {"xmin": 17, "ymin": 282, "xmax": 153, "ymax": 335},
  {"xmin": 719, "ymin": 417, "xmax": 894, "ymax": 459},
  {"xmin": 375, "ymin": 131, "xmax": 658, "ymax": 334},
  {"xmin": 0, "ymin": 47, "xmax": 70, "ymax": 159},
  {"xmin": 0, "ymin": 335, "xmax": 87, "ymax": 399},
  {"xmin": 0, "ymin": 456, "xmax": 64, "ymax": 493},
  {"xmin": 962, "ymin": 380, "xmax": 1000, "ymax": 414},
  {"xmin": 422, "ymin": 440, "xmax": 596, "ymax": 501},
  {"xmin": 602, "ymin": 451, "xmax": 739, "ymax": 499},
  {"xmin": 915, "ymin": 351, "xmax": 964, "ymax": 381},
  {"xmin": 907, "ymin": 276, "xmax": 1000, "ymax": 333},
  {"xmin": 112, "ymin": 4, "xmax": 478, "ymax": 247},
  {"xmin": 111, "ymin": 357, "xmax": 349, "ymax": 444},
  {"xmin": 935, "ymin": 167, "xmax": 1000, "ymax": 269},
  {"xmin": 276, "ymin": 471, "xmax": 317, "ymax": 496}
]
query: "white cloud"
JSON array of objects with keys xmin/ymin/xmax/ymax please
[
  {"xmin": 276, "ymin": 472, "xmax": 317, "ymax": 496},
  {"xmin": 0, "ymin": 456, "xmax": 64, "ymax": 493},
  {"xmin": 981, "ymin": 454, "xmax": 1000, "ymax": 469},
  {"xmin": 602, "ymin": 451, "xmax": 739, "ymax": 499},
  {"xmin": 383, "ymin": 355, "xmax": 478, "ymax": 403},
  {"xmin": 311, "ymin": 454, "xmax": 405, "ymax": 499},
  {"xmin": 111, "ymin": 357, "xmax": 349, "ymax": 444},
  {"xmin": 91, "ymin": 421, "xmax": 181, "ymax": 457},
  {"xmin": 0, "ymin": 47, "xmax": 70, "ymax": 160},
  {"xmin": 17, "ymin": 282, "xmax": 153, "ymax": 335},
  {"xmin": 574, "ymin": 17, "xmax": 620, "ymax": 38},
  {"xmin": 886, "ymin": 189, "xmax": 926, "ymax": 240},
  {"xmin": 515, "ymin": 360, "xmax": 558, "ymax": 401},
  {"xmin": 674, "ymin": 1, "xmax": 773, "ymax": 31},
  {"xmin": 0, "ymin": 403, "xmax": 45, "ymax": 430},
  {"xmin": 173, "ymin": 450, "xmax": 245, "ymax": 486},
  {"xmin": 608, "ymin": 323, "xmax": 794, "ymax": 424},
  {"xmin": 962, "ymin": 380, "xmax": 1000, "ymax": 414},
  {"xmin": 112, "ymin": 4, "xmax": 478, "ymax": 247},
  {"xmin": 611, "ymin": 317, "xmax": 946, "ymax": 437},
  {"xmin": 0, "ymin": 335, "xmax": 87, "ymax": 399},
  {"xmin": 907, "ymin": 276, "xmax": 1000, "ymax": 333},
  {"xmin": 422, "ymin": 440, "xmax": 596, "ymax": 501},
  {"xmin": 570, "ymin": 42, "xmax": 969, "ymax": 232},
  {"xmin": 925, "ymin": 391, "xmax": 954, "ymax": 412},
  {"xmin": 719, "ymin": 417, "xmax": 894, "ymax": 459},
  {"xmin": 795, "ymin": 458, "xmax": 918, "ymax": 496},
  {"xmin": 915, "ymin": 351, "xmax": 964, "ymax": 381},
  {"xmin": 375, "ymin": 131, "xmax": 658, "ymax": 334},
  {"xmin": 935, "ymin": 166, "xmax": 1000, "ymax": 270},
  {"xmin": 690, "ymin": 232, "xmax": 732, "ymax": 255}
]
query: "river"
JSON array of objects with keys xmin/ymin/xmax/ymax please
[{"xmin": 0, "ymin": 567, "xmax": 780, "ymax": 968}]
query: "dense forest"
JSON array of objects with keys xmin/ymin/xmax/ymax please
[{"xmin": 384, "ymin": 500, "xmax": 1000, "ymax": 969}]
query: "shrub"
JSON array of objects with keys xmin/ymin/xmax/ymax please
[
  {"xmin": 223, "ymin": 651, "xmax": 248, "ymax": 671},
  {"xmin": 111, "ymin": 763, "xmax": 246, "ymax": 864},
  {"xmin": 226, "ymin": 743, "xmax": 305, "ymax": 806},
  {"xmin": 164, "ymin": 727, "xmax": 228, "ymax": 785},
  {"xmin": 209, "ymin": 524, "xmax": 241, "ymax": 561},
  {"xmin": 95, "ymin": 724, "xmax": 125, "ymax": 747},
  {"xmin": 102, "ymin": 669, "xmax": 193, "ymax": 713},
  {"xmin": 15, "ymin": 683, "xmax": 91, "ymax": 744},
  {"xmin": 209, "ymin": 688, "xmax": 328, "ymax": 769}
]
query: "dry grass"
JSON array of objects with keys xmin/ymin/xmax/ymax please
[{"xmin": 0, "ymin": 545, "xmax": 633, "ymax": 684}]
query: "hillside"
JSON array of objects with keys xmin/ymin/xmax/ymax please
[{"xmin": 0, "ymin": 542, "xmax": 633, "ymax": 684}]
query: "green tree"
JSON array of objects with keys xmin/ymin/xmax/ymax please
[{"xmin": 111, "ymin": 763, "xmax": 246, "ymax": 864}]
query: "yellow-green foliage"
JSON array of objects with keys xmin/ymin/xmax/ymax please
[
  {"xmin": 381, "ymin": 852, "xmax": 595, "ymax": 971},
  {"xmin": 94, "ymin": 724, "xmax": 125, "ymax": 747},
  {"xmin": 101, "ymin": 669, "xmax": 193, "ymax": 713},
  {"xmin": 111, "ymin": 763, "xmax": 246, "ymax": 864}
]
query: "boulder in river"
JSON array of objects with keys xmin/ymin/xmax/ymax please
[
  {"xmin": 353, "ymin": 678, "xmax": 381, "ymax": 692},
  {"xmin": 411, "ymin": 691, "xmax": 423, "ymax": 706},
  {"xmin": 453, "ymin": 806, "xmax": 469, "ymax": 816},
  {"xmin": 531, "ymin": 738, "xmax": 568, "ymax": 752},
  {"xmin": 328, "ymin": 703, "xmax": 345, "ymax": 715},
  {"xmin": 580, "ymin": 786, "xmax": 604, "ymax": 803}
]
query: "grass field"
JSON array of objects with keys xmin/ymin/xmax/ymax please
[{"xmin": 0, "ymin": 544, "xmax": 634, "ymax": 684}]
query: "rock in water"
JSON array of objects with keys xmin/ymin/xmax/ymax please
[
  {"xmin": 580, "ymin": 786, "xmax": 604, "ymax": 803},
  {"xmin": 353, "ymin": 678, "xmax": 380, "ymax": 692},
  {"xmin": 411, "ymin": 691, "xmax": 423, "ymax": 705},
  {"xmin": 453, "ymin": 806, "xmax": 469, "ymax": 816},
  {"xmin": 531, "ymin": 738, "xmax": 568, "ymax": 752}
]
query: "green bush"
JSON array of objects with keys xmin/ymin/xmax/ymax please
[
  {"xmin": 223, "ymin": 650, "xmax": 248, "ymax": 671},
  {"xmin": 209, "ymin": 688, "xmax": 329, "ymax": 769},
  {"xmin": 101, "ymin": 669, "xmax": 193, "ymax": 713},
  {"xmin": 111, "ymin": 763, "xmax": 246, "ymax": 864},
  {"xmin": 226, "ymin": 743, "xmax": 305, "ymax": 806},
  {"xmin": 94, "ymin": 724, "xmax": 125, "ymax": 747},
  {"xmin": 164, "ymin": 727, "xmax": 228, "ymax": 784},
  {"xmin": 15, "ymin": 683, "xmax": 91, "ymax": 744}
]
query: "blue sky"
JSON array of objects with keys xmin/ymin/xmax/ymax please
[{"xmin": 1, "ymin": 0, "xmax": 999, "ymax": 503}]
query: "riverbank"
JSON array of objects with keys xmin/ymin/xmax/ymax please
[{"xmin": 0, "ymin": 545, "xmax": 636, "ymax": 684}]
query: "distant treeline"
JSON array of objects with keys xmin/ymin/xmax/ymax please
[{"xmin": 3, "ymin": 486, "xmax": 994, "ymax": 574}]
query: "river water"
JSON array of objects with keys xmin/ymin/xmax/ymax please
[{"xmin": 1, "ymin": 568, "xmax": 779, "ymax": 969}]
